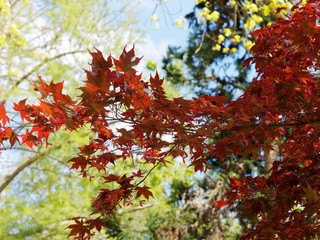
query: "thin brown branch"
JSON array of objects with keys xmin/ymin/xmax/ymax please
[
  {"xmin": 3, "ymin": 50, "xmax": 86, "ymax": 104},
  {"xmin": 0, "ymin": 150, "xmax": 46, "ymax": 194},
  {"xmin": 119, "ymin": 203, "xmax": 153, "ymax": 215}
]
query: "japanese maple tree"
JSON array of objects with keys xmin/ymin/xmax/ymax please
[{"xmin": 1, "ymin": 1, "xmax": 320, "ymax": 239}]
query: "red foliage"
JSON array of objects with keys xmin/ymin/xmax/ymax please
[{"xmin": 1, "ymin": 1, "xmax": 320, "ymax": 239}]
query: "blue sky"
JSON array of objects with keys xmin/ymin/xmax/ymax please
[{"xmin": 136, "ymin": 0, "xmax": 195, "ymax": 63}]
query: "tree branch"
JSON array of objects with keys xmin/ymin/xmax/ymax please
[
  {"xmin": 0, "ymin": 150, "xmax": 46, "ymax": 195},
  {"xmin": 118, "ymin": 203, "xmax": 153, "ymax": 215},
  {"xmin": 3, "ymin": 50, "xmax": 86, "ymax": 104}
]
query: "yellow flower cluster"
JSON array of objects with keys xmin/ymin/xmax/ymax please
[
  {"xmin": 192, "ymin": 0, "xmax": 296, "ymax": 55},
  {"xmin": 212, "ymin": 44, "xmax": 221, "ymax": 51},
  {"xmin": 150, "ymin": 14, "xmax": 159, "ymax": 30},
  {"xmin": 9, "ymin": 24, "xmax": 19, "ymax": 35},
  {"xmin": 197, "ymin": 7, "xmax": 220, "ymax": 22},
  {"xmin": 262, "ymin": 5, "xmax": 271, "ymax": 16},
  {"xmin": 212, "ymin": 30, "xmax": 242, "ymax": 54},
  {"xmin": 150, "ymin": 14, "xmax": 158, "ymax": 21},
  {"xmin": 230, "ymin": 47, "xmax": 237, "ymax": 54},
  {"xmin": 0, "ymin": 0, "xmax": 11, "ymax": 15},
  {"xmin": 195, "ymin": 0, "xmax": 206, "ymax": 4},
  {"xmin": 243, "ymin": 40, "xmax": 254, "ymax": 51},
  {"xmin": 0, "ymin": 34, "xmax": 7, "ymax": 47},
  {"xmin": 228, "ymin": 0, "xmax": 236, "ymax": 7},
  {"xmin": 34, "ymin": 51, "xmax": 49, "ymax": 59},
  {"xmin": 244, "ymin": 14, "xmax": 263, "ymax": 31},
  {"xmin": 7, "ymin": 23, "xmax": 26, "ymax": 47},
  {"xmin": 222, "ymin": 47, "xmax": 229, "ymax": 54},
  {"xmin": 244, "ymin": 1, "xmax": 258, "ymax": 13},
  {"xmin": 231, "ymin": 35, "xmax": 241, "ymax": 44},
  {"xmin": 223, "ymin": 28, "xmax": 232, "ymax": 37},
  {"xmin": 175, "ymin": 16, "xmax": 187, "ymax": 29},
  {"xmin": 267, "ymin": 0, "xmax": 294, "ymax": 16},
  {"xmin": 11, "ymin": 38, "xmax": 26, "ymax": 47},
  {"xmin": 218, "ymin": 34, "xmax": 225, "ymax": 44},
  {"xmin": 213, "ymin": 45, "xmax": 237, "ymax": 54},
  {"xmin": 0, "ymin": 1, "xmax": 28, "ymax": 47},
  {"xmin": 9, "ymin": 69, "xmax": 19, "ymax": 78}
]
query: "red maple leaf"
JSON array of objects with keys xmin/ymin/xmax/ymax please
[
  {"xmin": 0, "ymin": 103, "xmax": 9, "ymax": 126},
  {"xmin": 135, "ymin": 186, "xmax": 154, "ymax": 200},
  {"xmin": 113, "ymin": 45, "xmax": 142, "ymax": 74}
]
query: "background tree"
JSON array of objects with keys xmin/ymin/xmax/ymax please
[
  {"xmin": 0, "ymin": 0, "xmax": 143, "ymax": 239},
  {"xmin": 163, "ymin": 0, "xmax": 296, "ymax": 97}
]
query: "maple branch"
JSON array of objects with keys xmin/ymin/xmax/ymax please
[
  {"xmin": 118, "ymin": 203, "xmax": 153, "ymax": 215},
  {"xmin": 136, "ymin": 161, "xmax": 162, "ymax": 187},
  {"xmin": 0, "ymin": 150, "xmax": 47, "ymax": 195},
  {"xmin": 136, "ymin": 150, "xmax": 173, "ymax": 187}
]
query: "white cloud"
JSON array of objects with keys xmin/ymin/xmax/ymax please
[{"xmin": 135, "ymin": 34, "xmax": 176, "ymax": 73}]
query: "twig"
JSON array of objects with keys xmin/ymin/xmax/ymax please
[{"xmin": 0, "ymin": 149, "xmax": 49, "ymax": 194}]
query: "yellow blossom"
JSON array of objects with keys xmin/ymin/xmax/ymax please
[
  {"xmin": 207, "ymin": 11, "xmax": 220, "ymax": 22},
  {"xmin": 244, "ymin": 19, "xmax": 255, "ymax": 30},
  {"xmin": 154, "ymin": 23, "xmax": 159, "ymax": 30},
  {"xmin": 175, "ymin": 19, "xmax": 183, "ymax": 27},
  {"xmin": 9, "ymin": 24, "xmax": 19, "ymax": 35},
  {"xmin": 34, "ymin": 51, "xmax": 49, "ymax": 58},
  {"xmin": 262, "ymin": 5, "xmax": 271, "ymax": 16},
  {"xmin": 175, "ymin": 17, "xmax": 186, "ymax": 29},
  {"xmin": 222, "ymin": 47, "xmax": 229, "ymax": 54},
  {"xmin": 243, "ymin": 40, "xmax": 254, "ymax": 51},
  {"xmin": 231, "ymin": 47, "xmax": 237, "ymax": 54},
  {"xmin": 11, "ymin": 38, "xmax": 26, "ymax": 47},
  {"xmin": 0, "ymin": 34, "xmax": 7, "ymax": 47},
  {"xmin": 252, "ymin": 14, "xmax": 263, "ymax": 24},
  {"xmin": 202, "ymin": 7, "xmax": 210, "ymax": 16},
  {"xmin": 150, "ymin": 14, "xmax": 158, "ymax": 21},
  {"xmin": 244, "ymin": 1, "xmax": 258, "ymax": 13},
  {"xmin": 244, "ymin": 1, "xmax": 251, "ymax": 11},
  {"xmin": 213, "ymin": 44, "xmax": 221, "ymax": 51},
  {"xmin": 9, "ymin": 69, "xmax": 19, "ymax": 78},
  {"xmin": 251, "ymin": 3, "xmax": 258, "ymax": 12},
  {"xmin": 0, "ymin": 0, "xmax": 11, "ymax": 16},
  {"xmin": 218, "ymin": 34, "xmax": 225, "ymax": 44},
  {"xmin": 196, "ymin": 0, "xmax": 205, "ymax": 4},
  {"xmin": 223, "ymin": 28, "xmax": 232, "ymax": 37},
  {"xmin": 228, "ymin": 0, "xmax": 236, "ymax": 7},
  {"xmin": 232, "ymin": 35, "xmax": 241, "ymax": 43}
]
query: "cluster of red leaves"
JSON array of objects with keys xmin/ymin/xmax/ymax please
[
  {"xmin": 1, "ymin": 1, "xmax": 320, "ymax": 239},
  {"xmin": 216, "ymin": 1, "xmax": 320, "ymax": 239}
]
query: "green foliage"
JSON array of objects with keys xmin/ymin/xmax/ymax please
[
  {"xmin": 0, "ymin": 0, "xmax": 143, "ymax": 239},
  {"xmin": 146, "ymin": 59, "xmax": 157, "ymax": 71},
  {"xmin": 0, "ymin": 0, "xmax": 142, "ymax": 101}
]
